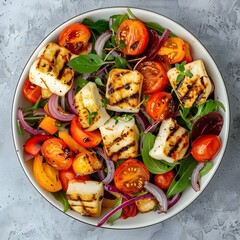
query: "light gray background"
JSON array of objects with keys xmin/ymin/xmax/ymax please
[{"xmin": 1, "ymin": 0, "xmax": 240, "ymax": 239}]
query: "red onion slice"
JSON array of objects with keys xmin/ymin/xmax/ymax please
[
  {"xmin": 94, "ymin": 30, "xmax": 112, "ymax": 57},
  {"xmin": 191, "ymin": 162, "xmax": 206, "ymax": 192},
  {"xmin": 48, "ymin": 94, "xmax": 75, "ymax": 122},
  {"xmin": 97, "ymin": 193, "xmax": 154, "ymax": 227},
  {"xmin": 33, "ymin": 108, "xmax": 47, "ymax": 116},
  {"xmin": 17, "ymin": 108, "xmax": 50, "ymax": 136},
  {"xmin": 168, "ymin": 193, "xmax": 182, "ymax": 209},
  {"xmin": 144, "ymin": 120, "xmax": 160, "ymax": 133},
  {"xmin": 66, "ymin": 83, "xmax": 78, "ymax": 115},
  {"xmin": 144, "ymin": 181, "xmax": 168, "ymax": 213},
  {"xmin": 104, "ymin": 185, "xmax": 131, "ymax": 200},
  {"xmin": 23, "ymin": 151, "xmax": 34, "ymax": 162},
  {"xmin": 134, "ymin": 112, "xmax": 150, "ymax": 132}
]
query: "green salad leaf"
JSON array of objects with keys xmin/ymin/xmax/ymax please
[
  {"xmin": 111, "ymin": 14, "xmax": 129, "ymax": 32},
  {"xmin": 115, "ymin": 56, "xmax": 128, "ymax": 69},
  {"xmin": 82, "ymin": 18, "xmax": 109, "ymax": 34},
  {"xmin": 107, "ymin": 197, "xmax": 123, "ymax": 225},
  {"xmin": 52, "ymin": 190, "xmax": 70, "ymax": 212},
  {"xmin": 200, "ymin": 162, "xmax": 213, "ymax": 178}
]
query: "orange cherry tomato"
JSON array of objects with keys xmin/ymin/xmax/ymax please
[
  {"xmin": 116, "ymin": 19, "xmax": 149, "ymax": 55},
  {"xmin": 154, "ymin": 170, "xmax": 175, "ymax": 190},
  {"xmin": 41, "ymin": 138, "xmax": 73, "ymax": 170},
  {"xmin": 59, "ymin": 23, "xmax": 91, "ymax": 55},
  {"xmin": 182, "ymin": 42, "xmax": 193, "ymax": 63},
  {"xmin": 22, "ymin": 77, "xmax": 42, "ymax": 104},
  {"xmin": 158, "ymin": 37, "xmax": 185, "ymax": 64},
  {"xmin": 146, "ymin": 92, "xmax": 174, "ymax": 121},
  {"xmin": 136, "ymin": 61, "xmax": 169, "ymax": 94},
  {"xmin": 114, "ymin": 159, "xmax": 150, "ymax": 194},
  {"xmin": 191, "ymin": 134, "xmax": 221, "ymax": 162},
  {"xmin": 70, "ymin": 116, "xmax": 102, "ymax": 148}
]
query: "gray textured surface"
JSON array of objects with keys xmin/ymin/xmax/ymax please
[{"xmin": 1, "ymin": 0, "xmax": 240, "ymax": 239}]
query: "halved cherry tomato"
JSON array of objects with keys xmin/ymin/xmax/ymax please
[
  {"xmin": 182, "ymin": 42, "xmax": 193, "ymax": 63},
  {"xmin": 116, "ymin": 19, "xmax": 149, "ymax": 55},
  {"xmin": 24, "ymin": 135, "xmax": 53, "ymax": 156},
  {"xmin": 114, "ymin": 159, "xmax": 150, "ymax": 194},
  {"xmin": 59, "ymin": 167, "xmax": 91, "ymax": 191},
  {"xmin": 41, "ymin": 138, "xmax": 73, "ymax": 170},
  {"xmin": 158, "ymin": 37, "xmax": 185, "ymax": 64},
  {"xmin": 121, "ymin": 199, "xmax": 138, "ymax": 219},
  {"xmin": 22, "ymin": 77, "xmax": 42, "ymax": 104},
  {"xmin": 70, "ymin": 116, "xmax": 102, "ymax": 148},
  {"xmin": 154, "ymin": 170, "xmax": 175, "ymax": 190},
  {"xmin": 191, "ymin": 134, "xmax": 221, "ymax": 162},
  {"xmin": 146, "ymin": 92, "xmax": 174, "ymax": 121},
  {"xmin": 33, "ymin": 154, "xmax": 62, "ymax": 192},
  {"xmin": 59, "ymin": 23, "xmax": 91, "ymax": 55},
  {"xmin": 136, "ymin": 61, "xmax": 169, "ymax": 94}
]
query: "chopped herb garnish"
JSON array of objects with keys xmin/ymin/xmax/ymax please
[
  {"xmin": 87, "ymin": 109, "xmax": 97, "ymax": 125},
  {"xmin": 101, "ymin": 97, "xmax": 108, "ymax": 108},
  {"xmin": 175, "ymin": 61, "xmax": 193, "ymax": 83}
]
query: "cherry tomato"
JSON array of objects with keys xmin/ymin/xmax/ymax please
[
  {"xmin": 116, "ymin": 19, "xmax": 149, "ymax": 55},
  {"xmin": 121, "ymin": 199, "xmax": 138, "ymax": 219},
  {"xmin": 24, "ymin": 135, "xmax": 53, "ymax": 156},
  {"xmin": 59, "ymin": 23, "xmax": 91, "ymax": 55},
  {"xmin": 59, "ymin": 168, "xmax": 90, "ymax": 191},
  {"xmin": 22, "ymin": 77, "xmax": 42, "ymax": 104},
  {"xmin": 136, "ymin": 61, "xmax": 169, "ymax": 94},
  {"xmin": 146, "ymin": 92, "xmax": 174, "ymax": 121},
  {"xmin": 41, "ymin": 138, "xmax": 73, "ymax": 170},
  {"xmin": 114, "ymin": 159, "xmax": 150, "ymax": 194},
  {"xmin": 191, "ymin": 134, "xmax": 221, "ymax": 162},
  {"xmin": 154, "ymin": 170, "xmax": 175, "ymax": 190},
  {"xmin": 70, "ymin": 116, "xmax": 102, "ymax": 148},
  {"xmin": 158, "ymin": 37, "xmax": 185, "ymax": 64},
  {"xmin": 182, "ymin": 42, "xmax": 193, "ymax": 63}
]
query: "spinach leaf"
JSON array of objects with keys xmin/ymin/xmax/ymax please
[
  {"xmin": 115, "ymin": 56, "xmax": 128, "ymax": 69},
  {"xmin": 142, "ymin": 132, "xmax": 177, "ymax": 174},
  {"xmin": 166, "ymin": 155, "xmax": 197, "ymax": 198},
  {"xmin": 52, "ymin": 190, "xmax": 70, "ymax": 212},
  {"xmin": 68, "ymin": 54, "xmax": 105, "ymax": 73},
  {"xmin": 107, "ymin": 197, "xmax": 123, "ymax": 225},
  {"xmin": 111, "ymin": 14, "xmax": 128, "ymax": 32},
  {"xmin": 200, "ymin": 162, "xmax": 213, "ymax": 178},
  {"xmin": 82, "ymin": 18, "xmax": 109, "ymax": 34}
]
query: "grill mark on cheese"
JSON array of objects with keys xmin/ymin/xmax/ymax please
[{"xmin": 111, "ymin": 93, "xmax": 139, "ymax": 106}]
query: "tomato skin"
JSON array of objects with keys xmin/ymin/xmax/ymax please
[
  {"xmin": 24, "ymin": 135, "xmax": 53, "ymax": 156},
  {"xmin": 114, "ymin": 159, "xmax": 150, "ymax": 194},
  {"xmin": 23, "ymin": 77, "xmax": 42, "ymax": 104},
  {"xmin": 121, "ymin": 199, "xmax": 138, "ymax": 219},
  {"xmin": 70, "ymin": 116, "xmax": 102, "ymax": 148},
  {"xmin": 158, "ymin": 37, "xmax": 185, "ymax": 64},
  {"xmin": 146, "ymin": 92, "xmax": 175, "ymax": 121},
  {"xmin": 191, "ymin": 134, "xmax": 221, "ymax": 162},
  {"xmin": 59, "ymin": 23, "xmax": 91, "ymax": 55},
  {"xmin": 41, "ymin": 138, "xmax": 73, "ymax": 170},
  {"xmin": 116, "ymin": 19, "xmax": 149, "ymax": 55},
  {"xmin": 182, "ymin": 42, "xmax": 193, "ymax": 63},
  {"xmin": 59, "ymin": 168, "xmax": 91, "ymax": 191},
  {"xmin": 136, "ymin": 61, "xmax": 169, "ymax": 94},
  {"xmin": 154, "ymin": 170, "xmax": 175, "ymax": 190}
]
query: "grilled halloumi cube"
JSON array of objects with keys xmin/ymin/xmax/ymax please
[
  {"xmin": 149, "ymin": 118, "xmax": 189, "ymax": 163},
  {"xmin": 74, "ymin": 82, "xmax": 110, "ymax": 131},
  {"xmin": 29, "ymin": 42, "xmax": 75, "ymax": 96},
  {"xmin": 106, "ymin": 69, "xmax": 143, "ymax": 113},
  {"xmin": 67, "ymin": 180, "xmax": 104, "ymax": 217},
  {"xmin": 136, "ymin": 198, "xmax": 158, "ymax": 213},
  {"xmin": 99, "ymin": 117, "xmax": 139, "ymax": 161},
  {"xmin": 73, "ymin": 152, "xmax": 103, "ymax": 175},
  {"xmin": 168, "ymin": 60, "xmax": 214, "ymax": 108}
]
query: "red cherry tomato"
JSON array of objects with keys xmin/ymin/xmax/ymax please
[
  {"xmin": 191, "ymin": 134, "xmax": 221, "ymax": 162},
  {"xmin": 114, "ymin": 159, "xmax": 150, "ymax": 194},
  {"xmin": 136, "ymin": 61, "xmax": 169, "ymax": 94},
  {"xmin": 59, "ymin": 23, "xmax": 91, "ymax": 55},
  {"xmin": 154, "ymin": 170, "xmax": 175, "ymax": 190},
  {"xmin": 121, "ymin": 199, "xmax": 138, "ymax": 219},
  {"xmin": 22, "ymin": 77, "xmax": 42, "ymax": 104},
  {"xmin": 146, "ymin": 92, "xmax": 174, "ymax": 121},
  {"xmin": 116, "ymin": 19, "xmax": 149, "ymax": 55}
]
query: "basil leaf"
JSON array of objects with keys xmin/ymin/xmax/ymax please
[
  {"xmin": 166, "ymin": 155, "xmax": 197, "ymax": 198},
  {"xmin": 176, "ymin": 73, "xmax": 184, "ymax": 83},
  {"xmin": 200, "ymin": 162, "xmax": 213, "ymax": 177},
  {"xmin": 111, "ymin": 14, "xmax": 128, "ymax": 32},
  {"xmin": 68, "ymin": 54, "xmax": 105, "ymax": 73},
  {"xmin": 82, "ymin": 18, "xmax": 109, "ymax": 34},
  {"xmin": 107, "ymin": 197, "xmax": 123, "ymax": 225},
  {"xmin": 52, "ymin": 190, "xmax": 70, "ymax": 212},
  {"xmin": 142, "ymin": 132, "xmax": 176, "ymax": 174},
  {"xmin": 115, "ymin": 56, "xmax": 128, "ymax": 69},
  {"xmin": 76, "ymin": 77, "xmax": 88, "ymax": 89},
  {"xmin": 95, "ymin": 77, "xmax": 106, "ymax": 87},
  {"xmin": 185, "ymin": 70, "xmax": 193, "ymax": 78}
]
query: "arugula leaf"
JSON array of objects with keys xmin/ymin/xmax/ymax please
[
  {"xmin": 107, "ymin": 197, "xmax": 123, "ymax": 225},
  {"xmin": 95, "ymin": 77, "xmax": 106, "ymax": 87},
  {"xmin": 166, "ymin": 155, "xmax": 197, "ymax": 198},
  {"xmin": 68, "ymin": 54, "xmax": 105, "ymax": 73},
  {"xmin": 82, "ymin": 18, "xmax": 109, "ymax": 34},
  {"xmin": 87, "ymin": 110, "xmax": 97, "ymax": 125},
  {"xmin": 17, "ymin": 120, "xmax": 24, "ymax": 135},
  {"xmin": 200, "ymin": 162, "xmax": 213, "ymax": 178},
  {"xmin": 111, "ymin": 14, "xmax": 128, "ymax": 32},
  {"xmin": 52, "ymin": 191, "xmax": 70, "ymax": 212},
  {"xmin": 142, "ymin": 132, "xmax": 177, "ymax": 174},
  {"xmin": 118, "ymin": 39, "xmax": 126, "ymax": 49},
  {"xmin": 115, "ymin": 56, "xmax": 128, "ymax": 69},
  {"xmin": 76, "ymin": 77, "xmax": 88, "ymax": 89}
]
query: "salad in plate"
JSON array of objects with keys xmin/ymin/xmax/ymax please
[{"xmin": 17, "ymin": 9, "xmax": 225, "ymax": 227}]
